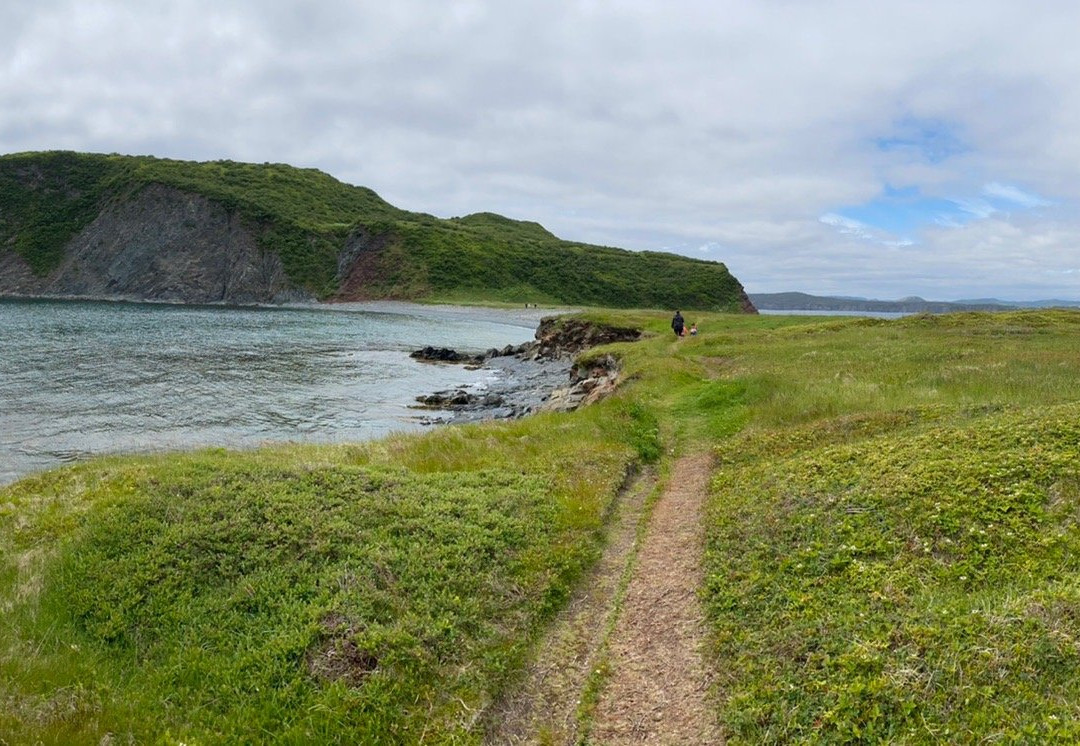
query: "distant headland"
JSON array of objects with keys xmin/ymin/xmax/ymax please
[
  {"xmin": 0, "ymin": 151, "xmax": 755, "ymax": 312},
  {"xmin": 750, "ymin": 291, "xmax": 1080, "ymax": 314}
]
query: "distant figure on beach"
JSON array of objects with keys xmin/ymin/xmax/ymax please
[
  {"xmin": 689, "ymin": 323, "xmax": 697, "ymax": 336},
  {"xmin": 671, "ymin": 310, "xmax": 685, "ymax": 337}
]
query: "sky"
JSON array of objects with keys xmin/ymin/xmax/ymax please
[{"xmin": 3, "ymin": 1, "xmax": 1080, "ymax": 301}]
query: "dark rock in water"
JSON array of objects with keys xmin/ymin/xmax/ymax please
[
  {"xmin": 414, "ymin": 389, "xmax": 506, "ymax": 409},
  {"xmin": 482, "ymin": 343, "xmax": 529, "ymax": 359},
  {"xmin": 410, "ymin": 346, "xmax": 485, "ymax": 364},
  {"xmin": 415, "ymin": 317, "xmax": 637, "ymax": 425},
  {"xmin": 415, "ymin": 389, "xmax": 470, "ymax": 407},
  {"xmin": 412, "ymin": 341, "xmax": 533, "ymax": 366}
]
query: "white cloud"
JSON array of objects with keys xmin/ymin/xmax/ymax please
[
  {"xmin": 952, "ymin": 199, "xmax": 998, "ymax": 219},
  {"xmin": 819, "ymin": 213, "xmax": 873, "ymax": 239},
  {"xmin": 982, "ymin": 182, "xmax": 1052, "ymax": 208},
  {"xmin": 2, "ymin": 0, "xmax": 1080, "ymax": 300}
]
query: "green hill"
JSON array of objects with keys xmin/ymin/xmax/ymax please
[{"xmin": 0, "ymin": 151, "xmax": 753, "ymax": 310}]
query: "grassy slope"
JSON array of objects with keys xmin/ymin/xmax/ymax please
[
  {"xmin": 681, "ymin": 311, "xmax": 1080, "ymax": 744},
  {"xmin": 0, "ymin": 402, "xmax": 660, "ymax": 743},
  {"xmin": 3, "ymin": 309, "xmax": 1080, "ymax": 743},
  {"xmin": 510, "ymin": 308, "xmax": 1080, "ymax": 743},
  {"xmin": 0, "ymin": 151, "xmax": 747, "ymax": 309}
]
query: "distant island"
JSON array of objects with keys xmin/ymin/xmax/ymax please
[
  {"xmin": 750, "ymin": 291, "xmax": 1080, "ymax": 314},
  {"xmin": 0, "ymin": 151, "xmax": 755, "ymax": 312}
]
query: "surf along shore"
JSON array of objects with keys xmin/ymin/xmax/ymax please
[
  {"xmin": 409, "ymin": 308, "xmax": 641, "ymax": 425},
  {"xmin": 325, "ymin": 300, "xmax": 585, "ymax": 425},
  {"xmin": 4, "ymin": 307, "xmax": 1080, "ymax": 743}
]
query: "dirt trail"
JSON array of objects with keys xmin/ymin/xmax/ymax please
[
  {"xmin": 486, "ymin": 466, "xmax": 658, "ymax": 744},
  {"xmin": 485, "ymin": 452, "xmax": 720, "ymax": 745},
  {"xmin": 588, "ymin": 451, "xmax": 721, "ymax": 745}
]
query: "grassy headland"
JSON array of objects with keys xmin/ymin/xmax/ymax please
[
  {"xmin": 0, "ymin": 151, "xmax": 750, "ymax": 310},
  {"xmin": 0, "ymin": 401, "xmax": 657, "ymax": 743},
  {"xmin": 3, "ymin": 309, "xmax": 1080, "ymax": 742}
]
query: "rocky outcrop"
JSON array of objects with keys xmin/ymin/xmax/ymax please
[
  {"xmin": 414, "ymin": 317, "xmax": 640, "ymax": 422},
  {"xmin": 0, "ymin": 250, "xmax": 41, "ymax": 296},
  {"xmin": 539, "ymin": 353, "xmax": 621, "ymax": 413},
  {"xmin": 739, "ymin": 290, "xmax": 758, "ymax": 314},
  {"xmin": 415, "ymin": 390, "xmax": 506, "ymax": 409},
  {"xmin": 530, "ymin": 317, "xmax": 641, "ymax": 359},
  {"xmin": 332, "ymin": 226, "xmax": 396, "ymax": 301},
  {"xmin": 410, "ymin": 346, "xmax": 486, "ymax": 365},
  {"xmin": 0, "ymin": 184, "xmax": 311, "ymax": 304}
]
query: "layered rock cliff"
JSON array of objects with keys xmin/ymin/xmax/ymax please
[{"xmin": 0, "ymin": 184, "xmax": 309, "ymax": 304}]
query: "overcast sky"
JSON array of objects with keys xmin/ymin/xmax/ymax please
[{"xmin": 3, "ymin": 1, "xmax": 1080, "ymax": 301}]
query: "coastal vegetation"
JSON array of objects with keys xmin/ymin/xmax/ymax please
[
  {"xmin": 0, "ymin": 151, "xmax": 750, "ymax": 310},
  {"xmin": 3, "ymin": 308, "xmax": 1080, "ymax": 742},
  {"xmin": 0, "ymin": 400, "xmax": 655, "ymax": 743},
  {"xmin": 691, "ymin": 310, "xmax": 1080, "ymax": 743}
]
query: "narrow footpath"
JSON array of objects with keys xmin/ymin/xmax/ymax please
[
  {"xmin": 588, "ymin": 451, "xmax": 721, "ymax": 745},
  {"xmin": 485, "ymin": 466, "xmax": 657, "ymax": 743},
  {"xmin": 485, "ymin": 451, "xmax": 721, "ymax": 745}
]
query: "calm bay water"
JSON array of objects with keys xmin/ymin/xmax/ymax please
[
  {"xmin": 0, "ymin": 299, "xmax": 543, "ymax": 486},
  {"xmin": 758, "ymin": 309, "xmax": 908, "ymax": 319}
]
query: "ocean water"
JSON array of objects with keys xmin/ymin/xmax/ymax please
[
  {"xmin": 757, "ymin": 309, "xmax": 909, "ymax": 319},
  {"xmin": 0, "ymin": 298, "xmax": 544, "ymax": 486}
]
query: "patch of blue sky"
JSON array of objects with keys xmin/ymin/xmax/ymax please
[
  {"xmin": 874, "ymin": 117, "xmax": 970, "ymax": 164},
  {"xmin": 839, "ymin": 190, "xmax": 961, "ymax": 235},
  {"xmin": 824, "ymin": 182, "xmax": 1054, "ymax": 244}
]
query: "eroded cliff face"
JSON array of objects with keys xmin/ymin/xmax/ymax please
[
  {"xmin": 332, "ymin": 226, "xmax": 396, "ymax": 300},
  {"xmin": 532, "ymin": 316, "xmax": 642, "ymax": 358},
  {"xmin": 0, "ymin": 251, "xmax": 40, "ymax": 295},
  {"xmin": 0, "ymin": 184, "xmax": 312, "ymax": 304}
]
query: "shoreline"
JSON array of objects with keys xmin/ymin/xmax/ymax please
[
  {"xmin": 324, "ymin": 299, "xmax": 579, "ymax": 330},
  {"xmin": 0, "ymin": 293, "xmax": 578, "ymax": 331},
  {"xmin": 1, "ymin": 299, "xmax": 574, "ymax": 487},
  {"xmin": 414, "ymin": 353, "xmax": 575, "ymax": 425},
  {"xmin": 412, "ymin": 315, "xmax": 637, "ymax": 425}
]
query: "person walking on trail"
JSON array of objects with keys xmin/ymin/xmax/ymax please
[{"xmin": 671, "ymin": 310, "xmax": 685, "ymax": 338}]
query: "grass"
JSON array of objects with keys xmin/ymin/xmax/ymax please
[
  {"xmin": 528, "ymin": 307, "xmax": 1080, "ymax": 743},
  {"xmin": 678, "ymin": 309, "xmax": 1080, "ymax": 744},
  {"xmin": 705, "ymin": 408, "xmax": 1080, "ymax": 743},
  {"xmin": 0, "ymin": 405, "xmax": 653, "ymax": 743},
  {"xmin": 3, "ymin": 307, "xmax": 1080, "ymax": 742}
]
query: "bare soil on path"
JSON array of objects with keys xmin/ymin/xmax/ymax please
[
  {"xmin": 485, "ymin": 452, "xmax": 720, "ymax": 745},
  {"xmin": 485, "ymin": 466, "xmax": 658, "ymax": 744},
  {"xmin": 588, "ymin": 451, "xmax": 721, "ymax": 745}
]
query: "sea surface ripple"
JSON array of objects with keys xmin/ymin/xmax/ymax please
[{"xmin": 0, "ymin": 298, "xmax": 548, "ymax": 485}]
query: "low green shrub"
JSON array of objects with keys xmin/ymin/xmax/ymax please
[{"xmin": 0, "ymin": 405, "xmax": 635, "ymax": 742}]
